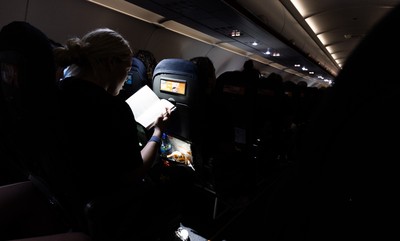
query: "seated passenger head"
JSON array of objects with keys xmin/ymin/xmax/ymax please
[
  {"xmin": 0, "ymin": 21, "xmax": 56, "ymax": 111},
  {"xmin": 53, "ymin": 28, "xmax": 133, "ymax": 96},
  {"xmin": 243, "ymin": 59, "xmax": 253, "ymax": 70},
  {"xmin": 134, "ymin": 49, "xmax": 157, "ymax": 87},
  {"xmin": 190, "ymin": 56, "xmax": 216, "ymax": 95}
]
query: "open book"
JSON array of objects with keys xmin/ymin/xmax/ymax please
[{"xmin": 126, "ymin": 85, "xmax": 176, "ymax": 129}]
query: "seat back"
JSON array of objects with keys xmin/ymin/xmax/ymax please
[
  {"xmin": 152, "ymin": 58, "xmax": 199, "ymax": 141},
  {"xmin": 216, "ymin": 70, "xmax": 255, "ymax": 147}
]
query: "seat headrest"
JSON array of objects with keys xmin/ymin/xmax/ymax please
[
  {"xmin": 131, "ymin": 57, "xmax": 147, "ymax": 82},
  {"xmin": 153, "ymin": 58, "xmax": 197, "ymax": 80}
]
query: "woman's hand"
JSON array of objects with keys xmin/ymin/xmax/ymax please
[{"xmin": 153, "ymin": 107, "xmax": 172, "ymax": 134}]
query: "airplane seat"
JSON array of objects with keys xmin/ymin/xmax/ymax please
[
  {"xmin": 215, "ymin": 70, "xmax": 255, "ymax": 151},
  {"xmin": 151, "ymin": 58, "xmax": 204, "ymax": 226},
  {"xmin": 0, "ymin": 21, "xmax": 91, "ymax": 240},
  {"xmin": 189, "ymin": 69, "xmax": 258, "ymax": 221},
  {"xmin": 253, "ymin": 73, "xmax": 286, "ymax": 177},
  {"xmin": 0, "ymin": 180, "xmax": 70, "ymax": 240},
  {"xmin": 151, "ymin": 58, "xmax": 201, "ymax": 188},
  {"xmin": 214, "ymin": 70, "xmax": 258, "ymax": 182},
  {"xmin": 209, "ymin": 71, "xmax": 258, "ymax": 210},
  {"xmin": 152, "ymin": 58, "xmax": 200, "ymax": 141}
]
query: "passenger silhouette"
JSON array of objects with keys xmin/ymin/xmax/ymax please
[
  {"xmin": 188, "ymin": 56, "xmax": 217, "ymax": 177},
  {"xmin": 264, "ymin": 3, "xmax": 400, "ymax": 241},
  {"xmin": 195, "ymin": 62, "xmax": 260, "ymax": 208},
  {"xmin": 117, "ymin": 50, "xmax": 158, "ymax": 101},
  {"xmin": 0, "ymin": 21, "xmax": 90, "ymax": 240},
  {"xmin": 0, "ymin": 21, "xmax": 61, "ymax": 184},
  {"xmin": 134, "ymin": 49, "xmax": 158, "ymax": 89},
  {"xmin": 241, "ymin": 60, "xmax": 260, "ymax": 146},
  {"xmin": 254, "ymin": 72, "xmax": 286, "ymax": 174},
  {"xmin": 53, "ymin": 28, "xmax": 175, "ymax": 241}
]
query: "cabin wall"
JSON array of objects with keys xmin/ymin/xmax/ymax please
[{"xmin": 0, "ymin": 0, "xmax": 307, "ymax": 83}]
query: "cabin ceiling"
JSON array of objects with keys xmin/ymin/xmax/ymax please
[{"xmin": 125, "ymin": 0, "xmax": 400, "ymax": 86}]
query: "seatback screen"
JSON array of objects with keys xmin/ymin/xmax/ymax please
[{"xmin": 160, "ymin": 78, "xmax": 186, "ymax": 95}]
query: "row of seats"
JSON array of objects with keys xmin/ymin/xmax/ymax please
[{"xmin": 0, "ymin": 19, "xmax": 305, "ymax": 240}]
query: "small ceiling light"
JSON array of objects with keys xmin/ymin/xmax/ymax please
[
  {"xmin": 265, "ymin": 49, "xmax": 271, "ymax": 55},
  {"xmin": 231, "ymin": 29, "xmax": 241, "ymax": 37},
  {"xmin": 252, "ymin": 41, "xmax": 258, "ymax": 46}
]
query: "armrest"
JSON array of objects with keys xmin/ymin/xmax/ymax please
[{"xmin": 0, "ymin": 180, "xmax": 70, "ymax": 240}]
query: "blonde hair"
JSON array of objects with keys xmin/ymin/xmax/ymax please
[{"xmin": 54, "ymin": 28, "xmax": 132, "ymax": 76}]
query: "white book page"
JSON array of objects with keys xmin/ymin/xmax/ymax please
[{"xmin": 125, "ymin": 85, "xmax": 175, "ymax": 129}]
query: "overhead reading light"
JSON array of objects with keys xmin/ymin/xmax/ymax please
[{"xmin": 231, "ymin": 29, "xmax": 241, "ymax": 37}]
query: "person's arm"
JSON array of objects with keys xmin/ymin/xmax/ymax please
[
  {"xmin": 135, "ymin": 108, "xmax": 171, "ymax": 177},
  {"xmin": 140, "ymin": 126, "xmax": 162, "ymax": 171}
]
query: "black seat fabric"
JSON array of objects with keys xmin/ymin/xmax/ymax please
[{"xmin": 152, "ymin": 58, "xmax": 199, "ymax": 141}]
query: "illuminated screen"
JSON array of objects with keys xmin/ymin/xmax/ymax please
[{"xmin": 160, "ymin": 78, "xmax": 186, "ymax": 95}]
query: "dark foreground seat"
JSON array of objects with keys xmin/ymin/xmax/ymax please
[
  {"xmin": 0, "ymin": 180, "xmax": 70, "ymax": 240},
  {"xmin": 0, "ymin": 21, "xmax": 91, "ymax": 240}
]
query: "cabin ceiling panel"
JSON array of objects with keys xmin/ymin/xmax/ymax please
[
  {"xmin": 124, "ymin": 0, "xmax": 400, "ymax": 86},
  {"xmin": 126, "ymin": 0, "xmax": 335, "ymax": 85}
]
